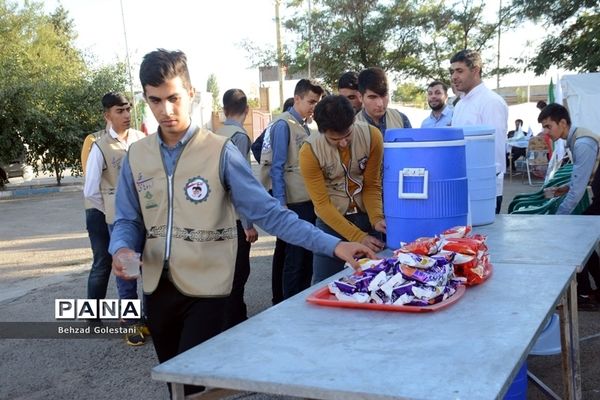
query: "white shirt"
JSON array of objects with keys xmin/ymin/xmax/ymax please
[
  {"xmin": 452, "ymin": 82, "xmax": 508, "ymax": 196},
  {"xmin": 83, "ymin": 128, "xmax": 145, "ymax": 213}
]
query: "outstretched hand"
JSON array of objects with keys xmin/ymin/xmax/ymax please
[{"xmin": 333, "ymin": 241, "xmax": 379, "ymax": 272}]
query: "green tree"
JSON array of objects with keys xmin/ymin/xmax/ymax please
[
  {"xmin": 0, "ymin": 1, "xmax": 128, "ymax": 184},
  {"xmin": 206, "ymin": 73, "xmax": 220, "ymax": 111},
  {"xmin": 242, "ymin": 0, "xmax": 514, "ymax": 87},
  {"xmin": 392, "ymin": 82, "xmax": 427, "ymax": 108},
  {"xmin": 283, "ymin": 0, "xmax": 423, "ymax": 86},
  {"xmin": 510, "ymin": 0, "xmax": 600, "ymax": 74}
]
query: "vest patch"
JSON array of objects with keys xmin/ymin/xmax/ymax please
[
  {"xmin": 135, "ymin": 173, "xmax": 157, "ymax": 209},
  {"xmin": 358, "ymin": 156, "xmax": 368, "ymax": 171},
  {"xmin": 184, "ymin": 176, "xmax": 210, "ymax": 203}
]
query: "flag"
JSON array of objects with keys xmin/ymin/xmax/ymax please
[
  {"xmin": 548, "ymin": 78, "xmax": 555, "ymax": 104},
  {"xmin": 554, "ymin": 74, "xmax": 563, "ymax": 105}
]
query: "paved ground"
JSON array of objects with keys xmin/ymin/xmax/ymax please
[{"xmin": 1, "ymin": 170, "xmax": 600, "ymax": 399}]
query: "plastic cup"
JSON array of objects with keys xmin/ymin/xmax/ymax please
[
  {"xmin": 118, "ymin": 252, "xmax": 141, "ymax": 278},
  {"xmin": 543, "ymin": 187, "xmax": 556, "ymax": 199}
]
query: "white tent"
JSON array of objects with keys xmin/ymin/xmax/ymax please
[{"xmin": 561, "ymin": 73, "xmax": 600, "ymax": 131}]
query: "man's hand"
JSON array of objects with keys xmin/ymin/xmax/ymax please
[
  {"xmin": 334, "ymin": 241, "xmax": 378, "ymax": 272},
  {"xmin": 555, "ymin": 185, "xmax": 570, "ymax": 197},
  {"xmin": 112, "ymin": 248, "xmax": 139, "ymax": 280},
  {"xmin": 374, "ymin": 219, "xmax": 387, "ymax": 234},
  {"xmin": 360, "ymin": 235, "xmax": 385, "ymax": 252},
  {"xmin": 244, "ymin": 227, "xmax": 258, "ymax": 243}
]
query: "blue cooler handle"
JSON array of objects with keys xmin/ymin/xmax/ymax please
[{"xmin": 398, "ymin": 168, "xmax": 428, "ymax": 199}]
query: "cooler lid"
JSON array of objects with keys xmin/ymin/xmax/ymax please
[
  {"xmin": 384, "ymin": 127, "xmax": 464, "ymax": 143},
  {"xmin": 459, "ymin": 125, "xmax": 495, "ymax": 137}
]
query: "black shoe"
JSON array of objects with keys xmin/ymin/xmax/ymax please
[{"xmin": 577, "ymin": 295, "xmax": 599, "ymax": 311}]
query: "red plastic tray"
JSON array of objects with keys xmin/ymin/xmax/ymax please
[{"xmin": 306, "ymin": 284, "xmax": 466, "ymax": 313}]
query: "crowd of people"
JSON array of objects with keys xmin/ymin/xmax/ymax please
[{"xmin": 80, "ymin": 47, "xmax": 600, "ymax": 395}]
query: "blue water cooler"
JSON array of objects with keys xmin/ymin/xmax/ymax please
[{"xmin": 383, "ymin": 128, "xmax": 469, "ymax": 248}]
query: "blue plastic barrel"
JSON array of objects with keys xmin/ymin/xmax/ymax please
[
  {"xmin": 383, "ymin": 128, "xmax": 468, "ymax": 248},
  {"xmin": 461, "ymin": 125, "xmax": 496, "ymax": 226},
  {"xmin": 503, "ymin": 361, "xmax": 528, "ymax": 400}
]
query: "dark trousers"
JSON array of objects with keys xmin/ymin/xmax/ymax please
[
  {"xmin": 146, "ymin": 277, "xmax": 229, "ymax": 396},
  {"xmin": 282, "ymin": 200, "xmax": 316, "ymax": 299},
  {"xmin": 86, "ymin": 208, "xmax": 112, "ymax": 300},
  {"xmin": 224, "ymin": 220, "xmax": 251, "ymax": 329},
  {"xmin": 496, "ymin": 195, "xmax": 503, "ymax": 214},
  {"xmin": 577, "ymin": 168, "xmax": 600, "ymax": 295},
  {"xmin": 271, "ymin": 237, "xmax": 286, "ymax": 305}
]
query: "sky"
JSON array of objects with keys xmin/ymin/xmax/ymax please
[{"xmin": 39, "ymin": 0, "xmax": 559, "ymax": 100}]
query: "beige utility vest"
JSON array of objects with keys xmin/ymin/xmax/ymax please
[
  {"xmin": 83, "ymin": 130, "xmax": 106, "ymax": 210},
  {"xmin": 95, "ymin": 129, "xmax": 145, "ymax": 224},
  {"xmin": 571, "ymin": 127, "xmax": 600, "ymax": 185},
  {"xmin": 356, "ymin": 108, "xmax": 405, "ymax": 130},
  {"xmin": 128, "ymin": 128, "xmax": 237, "ymax": 296},
  {"xmin": 216, "ymin": 124, "xmax": 251, "ymax": 164},
  {"xmin": 305, "ymin": 122, "xmax": 372, "ymax": 216},
  {"xmin": 259, "ymin": 111, "xmax": 311, "ymax": 203}
]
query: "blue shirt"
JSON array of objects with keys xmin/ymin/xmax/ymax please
[
  {"xmin": 109, "ymin": 121, "xmax": 340, "ymax": 257},
  {"xmin": 421, "ymin": 106, "xmax": 453, "ymax": 128},
  {"xmin": 557, "ymin": 125, "xmax": 599, "ymax": 214},
  {"xmin": 360, "ymin": 109, "xmax": 412, "ymax": 133},
  {"xmin": 270, "ymin": 107, "xmax": 308, "ymax": 206}
]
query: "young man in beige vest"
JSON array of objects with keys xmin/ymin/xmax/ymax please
[
  {"xmin": 109, "ymin": 49, "xmax": 374, "ymax": 397},
  {"xmin": 355, "ymin": 67, "xmax": 412, "ymax": 133},
  {"xmin": 215, "ymin": 88, "xmax": 258, "ymax": 328},
  {"xmin": 259, "ymin": 78, "xmax": 324, "ymax": 299},
  {"xmin": 538, "ymin": 103, "xmax": 600, "ymax": 310},
  {"xmin": 300, "ymin": 95, "xmax": 387, "ymax": 282},
  {"xmin": 81, "ymin": 125, "xmax": 111, "ymax": 302},
  {"xmin": 83, "ymin": 92, "xmax": 147, "ymax": 345}
]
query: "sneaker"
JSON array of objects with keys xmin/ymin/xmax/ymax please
[
  {"xmin": 137, "ymin": 323, "xmax": 150, "ymax": 337},
  {"xmin": 125, "ymin": 326, "xmax": 146, "ymax": 346},
  {"xmin": 577, "ymin": 295, "xmax": 599, "ymax": 311}
]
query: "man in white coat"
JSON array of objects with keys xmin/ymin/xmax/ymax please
[{"xmin": 450, "ymin": 49, "xmax": 508, "ymax": 213}]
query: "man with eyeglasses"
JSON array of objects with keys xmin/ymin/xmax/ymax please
[{"xmin": 299, "ymin": 95, "xmax": 386, "ymax": 283}]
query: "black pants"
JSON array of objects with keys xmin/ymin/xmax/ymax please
[
  {"xmin": 282, "ymin": 201, "xmax": 316, "ymax": 299},
  {"xmin": 146, "ymin": 278, "xmax": 229, "ymax": 396},
  {"xmin": 271, "ymin": 237, "xmax": 286, "ymax": 305},
  {"xmin": 224, "ymin": 220, "xmax": 251, "ymax": 329},
  {"xmin": 576, "ymin": 167, "xmax": 600, "ymax": 295},
  {"xmin": 496, "ymin": 195, "xmax": 503, "ymax": 214}
]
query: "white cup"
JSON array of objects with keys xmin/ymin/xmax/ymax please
[{"xmin": 118, "ymin": 252, "xmax": 141, "ymax": 278}]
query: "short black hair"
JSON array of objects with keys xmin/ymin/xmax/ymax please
[
  {"xmin": 222, "ymin": 89, "xmax": 247, "ymax": 116},
  {"xmin": 282, "ymin": 97, "xmax": 294, "ymax": 111},
  {"xmin": 450, "ymin": 49, "xmax": 483, "ymax": 76},
  {"xmin": 338, "ymin": 71, "xmax": 359, "ymax": 91},
  {"xmin": 538, "ymin": 103, "xmax": 571, "ymax": 126},
  {"xmin": 101, "ymin": 92, "xmax": 129, "ymax": 111},
  {"xmin": 140, "ymin": 49, "xmax": 192, "ymax": 93},
  {"xmin": 294, "ymin": 78, "xmax": 324, "ymax": 98},
  {"xmin": 515, "ymin": 119, "xmax": 523, "ymax": 125},
  {"xmin": 427, "ymin": 80, "xmax": 448, "ymax": 93},
  {"xmin": 313, "ymin": 95, "xmax": 355, "ymax": 134},
  {"xmin": 536, "ymin": 100, "xmax": 547, "ymax": 110},
  {"xmin": 358, "ymin": 67, "xmax": 388, "ymax": 96}
]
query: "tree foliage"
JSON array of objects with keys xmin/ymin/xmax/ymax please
[
  {"xmin": 206, "ymin": 73, "xmax": 220, "ymax": 111},
  {"xmin": 510, "ymin": 0, "xmax": 600, "ymax": 74},
  {"xmin": 242, "ymin": 0, "xmax": 514, "ymax": 87},
  {"xmin": 0, "ymin": 1, "xmax": 127, "ymax": 184}
]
